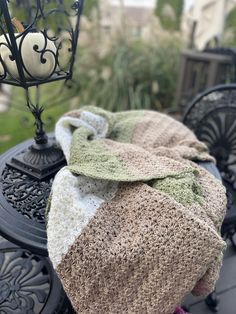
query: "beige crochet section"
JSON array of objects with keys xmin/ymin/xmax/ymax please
[
  {"xmin": 56, "ymin": 180, "xmax": 226, "ymax": 314},
  {"xmin": 131, "ymin": 111, "xmax": 213, "ymax": 162}
]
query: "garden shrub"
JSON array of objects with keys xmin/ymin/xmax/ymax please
[{"xmin": 74, "ymin": 35, "xmax": 182, "ymax": 112}]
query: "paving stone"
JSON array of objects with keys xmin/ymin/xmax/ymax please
[
  {"xmin": 189, "ymin": 287, "xmax": 236, "ymax": 314},
  {"xmin": 223, "ymin": 241, "xmax": 236, "ymax": 259},
  {"xmin": 216, "ymin": 250, "xmax": 236, "ymax": 293},
  {"xmin": 182, "ymin": 242, "xmax": 236, "ymax": 312}
]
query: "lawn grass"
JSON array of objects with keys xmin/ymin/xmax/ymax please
[{"xmin": 0, "ymin": 82, "xmax": 76, "ymax": 154}]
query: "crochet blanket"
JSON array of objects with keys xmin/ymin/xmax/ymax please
[{"xmin": 47, "ymin": 106, "xmax": 226, "ymax": 314}]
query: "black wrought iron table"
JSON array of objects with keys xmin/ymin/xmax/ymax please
[{"xmin": 0, "ymin": 136, "xmax": 73, "ymax": 313}]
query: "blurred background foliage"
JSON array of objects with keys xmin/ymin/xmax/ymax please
[
  {"xmin": 83, "ymin": 0, "xmax": 99, "ymax": 18},
  {"xmin": 75, "ymin": 0, "xmax": 182, "ymax": 112},
  {"xmin": 155, "ymin": 0, "xmax": 184, "ymax": 31},
  {"xmin": 224, "ymin": 7, "xmax": 236, "ymax": 47},
  {"xmin": 74, "ymin": 36, "xmax": 181, "ymax": 112}
]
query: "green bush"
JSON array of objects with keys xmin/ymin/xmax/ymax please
[
  {"xmin": 224, "ymin": 8, "xmax": 236, "ymax": 47},
  {"xmin": 155, "ymin": 0, "xmax": 184, "ymax": 31},
  {"xmin": 74, "ymin": 37, "xmax": 182, "ymax": 112}
]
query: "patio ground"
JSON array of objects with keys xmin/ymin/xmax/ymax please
[{"xmin": 183, "ymin": 240, "xmax": 236, "ymax": 314}]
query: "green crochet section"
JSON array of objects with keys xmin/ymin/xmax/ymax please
[
  {"xmin": 152, "ymin": 172, "xmax": 203, "ymax": 205},
  {"xmin": 69, "ymin": 126, "xmax": 130, "ymax": 180},
  {"xmin": 109, "ymin": 113, "xmax": 145, "ymax": 143},
  {"xmin": 68, "ymin": 124, "xmax": 198, "ymax": 188},
  {"xmin": 69, "ymin": 106, "xmax": 203, "ymax": 205}
]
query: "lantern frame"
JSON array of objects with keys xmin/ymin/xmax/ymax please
[
  {"xmin": 0, "ymin": 0, "xmax": 84, "ymax": 180},
  {"xmin": 0, "ymin": 0, "xmax": 83, "ymax": 88}
]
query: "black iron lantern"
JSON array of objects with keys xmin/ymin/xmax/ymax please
[
  {"xmin": 0, "ymin": 2, "xmax": 84, "ymax": 311},
  {"xmin": 0, "ymin": 0, "xmax": 84, "ymax": 180}
]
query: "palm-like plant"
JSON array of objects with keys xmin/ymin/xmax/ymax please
[{"xmin": 74, "ymin": 36, "xmax": 182, "ymax": 112}]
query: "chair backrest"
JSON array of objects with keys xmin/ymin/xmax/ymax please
[
  {"xmin": 183, "ymin": 84, "xmax": 236, "ymax": 189},
  {"xmin": 175, "ymin": 50, "xmax": 234, "ymax": 112}
]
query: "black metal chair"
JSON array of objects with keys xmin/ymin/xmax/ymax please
[{"xmin": 183, "ymin": 83, "xmax": 236, "ymax": 312}]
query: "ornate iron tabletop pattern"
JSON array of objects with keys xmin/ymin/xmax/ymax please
[
  {"xmin": 0, "ymin": 241, "xmax": 51, "ymax": 313},
  {"xmin": 1, "ymin": 165, "xmax": 52, "ymax": 223},
  {"xmin": 0, "ymin": 237, "xmax": 76, "ymax": 314},
  {"xmin": 0, "ymin": 138, "xmax": 53, "ymax": 255}
]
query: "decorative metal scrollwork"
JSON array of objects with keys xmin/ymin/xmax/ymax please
[
  {"xmin": 184, "ymin": 87, "xmax": 236, "ymax": 189},
  {"xmin": 196, "ymin": 108, "xmax": 236, "ymax": 187},
  {"xmin": 0, "ymin": 0, "xmax": 84, "ymax": 87},
  {"xmin": 0, "ymin": 245, "xmax": 51, "ymax": 313},
  {"xmin": 1, "ymin": 165, "xmax": 52, "ymax": 223},
  {"xmin": 184, "ymin": 89, "xmax": 236, "ymax": 130}
]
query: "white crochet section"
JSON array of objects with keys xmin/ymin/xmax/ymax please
[
  {"xmin": 55, "ymin": 111, "xmax": 108, "ymax": 162},
  {"xmin": 47, "ymin": 167, "xmax": 118, "ymax": 268}
]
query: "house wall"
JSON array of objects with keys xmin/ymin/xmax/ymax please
[{"xmin": 99, "ymin": 0, "xmax": 157, "ymax": 40}]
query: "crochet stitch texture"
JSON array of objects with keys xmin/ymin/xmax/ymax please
[{"xmin": 47, "ymin": 107, "xmax": 226, "ymax": 314}]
